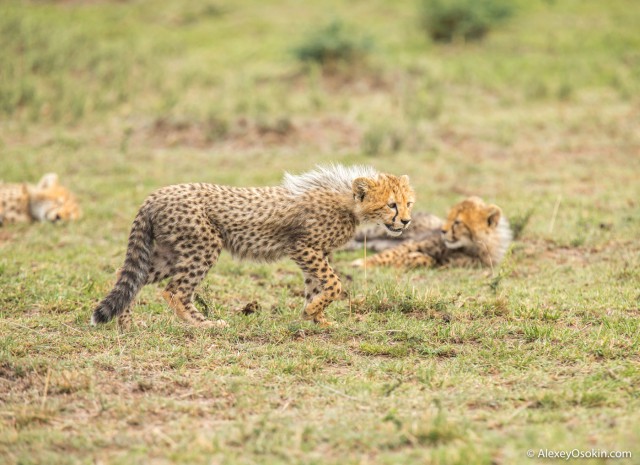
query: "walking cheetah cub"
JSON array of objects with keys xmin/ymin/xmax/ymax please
[
  {"xmin": 0, "ymin": 173, "xmax": 81, "ymax": 225},
  {"xmin": 92, "ymin": 165, "xmax": 415, "ymax": 329},
  {"xmin": 348, "ymin": 197, "xmax": 512, "ymax": 269}
]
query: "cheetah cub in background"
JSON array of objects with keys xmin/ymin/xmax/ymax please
[
  {"xmin": 92, "ymin": 165, "xmax": 415, "ymax": 329},
  {"xmin": 347, "ymin": 197, "xmax": 512, "ymax": 269},
  {"xmin": 0, "ymin": 173, "xmax": 81, "ymax": 225}
]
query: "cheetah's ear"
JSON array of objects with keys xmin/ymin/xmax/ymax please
[
  {"xmin": 399, "ymin": 175, "xmax": 410, "ymax": 185},
  {"xmin": 352, "ymin": 177, "xmax": 376, "ymax": 202},
  {"xmin": 37, "ymin": 173, "xmax": 59, "ymax": 189},
  {"xmin": 486, "ymin": 205, "xmax": 502, "ymax": 228}
]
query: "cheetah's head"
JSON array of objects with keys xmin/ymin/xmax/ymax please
[
  {"xmin": 441, "ymin": 197, "xmax": 502, "ymax": 250},
  {"xmin": 28, "ymin": 173, "xmax": 82, "ymax": 223},
  {"xmin": 352, "ymin": 173, "xmax": 415, "ymax": 237}
]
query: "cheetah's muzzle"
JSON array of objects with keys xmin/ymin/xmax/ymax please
[{"xmin": 384, "ymin": 224, "xmax": 405, "ymax": 237}]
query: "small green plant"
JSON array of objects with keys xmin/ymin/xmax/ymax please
[
  {"xmin": 176, "ymin": 2, "xmax": 225, "ymax": 25},
  {"xmin": 293, "ymin": 20, "xmax": 373, "ymax": 68},
  {"xmin": 419, "ymin": 0, "xmax": 513, "ymax": 43},
  {"xmin": 510, "ymin": 208, "xmax": 534, "ymax": 240},
  {"xmin": 556, "ymin": 81, "xmax": 574, "ymax": 101},
  {"xmin": 362, "ymin": 126, "xmax": 386, "ymax": 156}
]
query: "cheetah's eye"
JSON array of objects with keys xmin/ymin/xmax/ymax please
[
  {"xmin": 407, "ymin": 202, "xmax": 413, "ymax": 208},
  {"xmin": 454, "ymin": 220, "xmax": 461, "ymax": 226},
  {"xmin": 388, "ymin": 202, "xmax": 397, "ymax": 209}
]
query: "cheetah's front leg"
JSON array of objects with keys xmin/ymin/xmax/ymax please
[{"xmin": 293, "ymin": 249, "xmax": 342, "ymax": 327}]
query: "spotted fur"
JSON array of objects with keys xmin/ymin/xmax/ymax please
[
  {"xmin": 349, "ymin": 197, "xmax": 512, "ymax": 270},
  {"xmin": 0, "ymin": 173, "xmax": 81, "ymax": 226},
  {"xmin": 92, "ymin": 165, "xmax": 415, "ymax": 329}
]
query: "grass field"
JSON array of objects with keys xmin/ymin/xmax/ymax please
[{"xmin": 1, "ymin": 0, "xmax": 639, "ymax": 463}]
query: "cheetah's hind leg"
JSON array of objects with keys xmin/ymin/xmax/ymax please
[
  {"xmin": 160, "ymin": 244, "xmax": 228, "ymax": 329},
  {"xmin": 116, "ymin": 304, "xmax": 133, "ymax": 332}
]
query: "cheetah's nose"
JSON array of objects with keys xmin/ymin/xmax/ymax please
[{"xmin": 401, "ymin": 219, "xmax": 411, "ymax": 226}]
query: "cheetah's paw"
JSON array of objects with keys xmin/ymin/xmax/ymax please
[{"xmin": 200, "ymin": 319, "xmax": 228, "ymax": 329}]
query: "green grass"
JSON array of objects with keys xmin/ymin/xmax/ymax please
[{"xmin": 1, "ymin": 0, "xmax": 639, "ymax": 463}]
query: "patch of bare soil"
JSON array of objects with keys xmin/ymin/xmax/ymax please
[
  {"xmin": 0, "ymin": 362, "xmax": 38, "ymax": 405},
  {"xmin": 260, "ymin": 67, "xmax": 393, "ymax": 94},
  {"xmin": 138, "ymin": 115, "xmax": 362, "ymax": 153},
  {"xmin": 543, "ymin": 245, "xmax": 593, "ymax": 265},
  {"xmin": 436, "ymin": 105, "xmax": 640, "ymax": 164},
  {"xmin": 436, "ymin": 128, "xmax": 509, "ymax": 161},
  {"xmin": 0, "ymin": 230, "xmax": 13, "ymax": 245},
  {"xmin": 45, "ymin": 0, "xmax": 128, "ymax": 4},
  {"xmin": 517, "ymin": 238, "xmax": 634, "ymax": 267}
]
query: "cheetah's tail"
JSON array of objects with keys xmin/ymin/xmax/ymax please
[{"xmin": 91, "ymin": 210, "xmax": 154, "ymax": 325}]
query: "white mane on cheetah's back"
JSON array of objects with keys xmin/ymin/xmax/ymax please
[{"xmin": 282, "ymin": 164, "xmax": 378, "ymax": 197}]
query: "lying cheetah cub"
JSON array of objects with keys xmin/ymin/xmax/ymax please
[
  {"xmin": 92, "ymin": 165, "xmax": 415, "ymax": 329},
  {"xmin": 0, "ymin": 173, "xmax": 81, "ymax": 225},
  {"xmin": 348, "ymin": 197, "xmax": 512, "ymax": 269}
]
